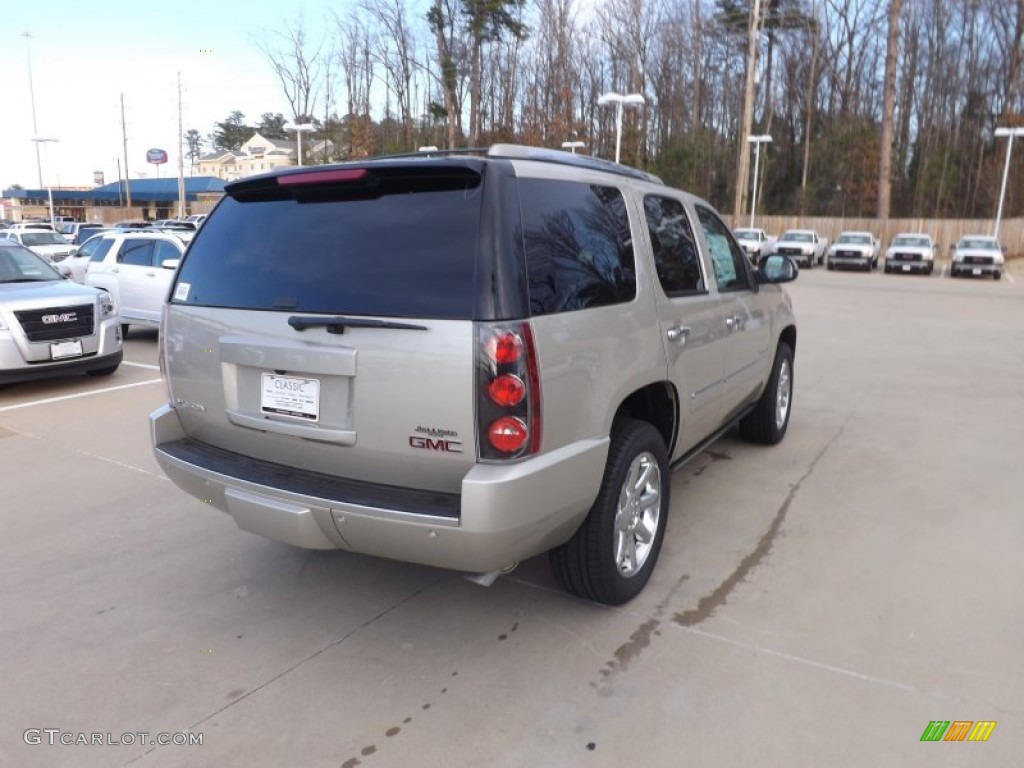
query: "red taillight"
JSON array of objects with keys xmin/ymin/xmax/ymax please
[
  {"xmin": 488, "ymin": 417, "xmax": 528, "ymax": 453},
  {"xmin": 488, "ymin": 374, "xmax": 525, "ymax": 406},
  {"xmin": 476, "ymin": 322, "xmax": 542, "ymax": 461},
  {"xmin": 490, "ymin": 332, "xmax": 523, "ymax": 364}
]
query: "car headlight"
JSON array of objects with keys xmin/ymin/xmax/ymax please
[{"xmin": 97, "ymin": 291, "xmax": 116, "ymax": 319}]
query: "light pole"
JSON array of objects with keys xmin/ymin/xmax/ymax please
[
  {"xmin": 597, "ymin": 92, "xmax": 645, "ymax": 164},
  {"xmin": 561, "ymin": 141, "xmax": 586, "ymax": 154},
  {"xmin": 993, "ymin": 126, "xmax": 1024, "ymax": 239},
  {"xmin": 285, "ymin": 122, "xmax": 315, "ymax": 167},
  {"xmin": 748, "ymin": 134, "xmax": 772, "ymax": 227},
  {"xmin": 22, "ymin": 32, "xmax": 44, "ymax": 189},
  {"xmin": 31, "ymin": 137, "xmax": 58, "ymax": 224}
]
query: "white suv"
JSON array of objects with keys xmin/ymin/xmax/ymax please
[{"xmin": 84, "ymin": 232, "xmax": 185, "ymax": 334}]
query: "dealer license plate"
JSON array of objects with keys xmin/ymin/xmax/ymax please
[
  {"xmin": 973, "ymin": 268, "xmax": 982, "ymax": 275},
  {"xmin": 902, "ymin": 265, "xmax": 910, "ymax": 272},
  {"xmin": 261, "ymin": 374, "xmax": 320, "ymax": 422},
  {"xmin": 50, "ymin": 340, "xmax": 83, "ymax": 360}
]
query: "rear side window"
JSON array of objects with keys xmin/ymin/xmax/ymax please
[
  {"xmin": 644, "ymin": 195, "xmax": 704, "ymax": 295},
  {"xmin": 519, "ymin": 179, "xmax": 635, "ymax": 315},
  {"xmin": 172, "ymin": 172, "xmax": 483, "ymax": 319}
]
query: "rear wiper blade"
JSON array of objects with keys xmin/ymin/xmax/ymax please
[{"xmin": 288, "ymin": 315, "xmax": 428, "ymax": 334}]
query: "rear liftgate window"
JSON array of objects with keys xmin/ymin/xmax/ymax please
[{"xmin": 171, "ymin": 167, "xmax": 484, "ymax": 319}]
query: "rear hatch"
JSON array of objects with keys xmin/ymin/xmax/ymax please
[{"xmin": 163, "ymin": 161, "xmax": 517, "ymax": 494}]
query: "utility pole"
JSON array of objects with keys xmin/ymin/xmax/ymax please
[
  {"xmin": 732, "ymin": 0, "xmax": 763, "ymax": 226},
  {"xmin": 177, "ymin": 72, "xmax": 187, "ymax": 219},
  {"xmin": 121, "ymin": 93, "xmax": 132, "ymax": 210}
]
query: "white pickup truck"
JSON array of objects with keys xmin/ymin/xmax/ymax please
[
  {"xmin": 733, "ymin": 228, "xmax": 776, "ymax": 264},
  {"xmin": 827, "ymin": 231, "xmax": 880, "ymax": 271},
  {"xmin": 774, "ymin": 229, "xmax": 829, "ymax": 269}
]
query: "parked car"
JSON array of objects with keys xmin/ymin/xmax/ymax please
[
  {"xmin": 0, "ymin": 229, "xmax": 76, "ymax": 263},
  {"xmin": 949, "ymin": 235, "xmax": 1005, "ymax": 280},
  {"xmin": 775, "ymin": 229, "xmax": 828, "ymax": 268},
  {"xmin": 883, "ymin": 233, "xmax": 937, "ymax": 275},
  {"xmin": 150, "ymin": 144, "xmax": 800, "ymax": 606},
  {"xmin": 827, "ymin": 231, "xmax": 880, "ymax": 271},
  {"xmin": 733, "ymin": 227, "xmax": 776, "ymax": 264},
  {"xmin": 183, "ymin": 214, "xmax": 207, "ymax": 226},
  {"xmin": 0, "ymin": 240, "xmax": 122, "ymax": 384},
  {"xmin": 83, "ymin": 231, "xmax": 185, "ymax": 334}
]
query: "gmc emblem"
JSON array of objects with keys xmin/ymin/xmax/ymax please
[
  {"xmin": 409, "ymin": 436, "xmax": 463, "ymax": 453},
  {"xmin": 42, "ymin": 312, "xmax": 77, "ymax": 324}
]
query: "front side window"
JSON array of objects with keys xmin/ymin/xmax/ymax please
[
  {"xmin": 519, "ymin": 179, "xmax": 635, "ymax": 315},
  {"xmin": 118, "ymin": 239, "xmax": 156, "ymax": 267},
  {"xmin": 644, "ymin": 195, "xmax": 704, "ymax": 296},
  {"xmin": 85, "ymin": 238, "xmax": 115, "ymax": 263},
  {"xmin": 695, "ymin": 206, "xmax": 752, "ymax": 293}
]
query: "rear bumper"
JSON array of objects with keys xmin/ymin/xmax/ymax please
[{"xmin": 150, "ymin": 403, "xmax": 608, "ymax": 574}]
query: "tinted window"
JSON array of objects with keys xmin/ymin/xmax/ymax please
[
  {"xmin": 172, "ymin": 174, "xmax": 483, "ymax": 319},
  {"xmin": 695, "ymin": 206, "xmax": 751, "ymax": 292},
  {"xmin": 519, "ymin": 179, "xmax": 635, "ymax": 315},
  {"xmin": 644, "ymin": 195, "xmax": 704, "ymax": 295},
  {"xmin": 119, "ymin": 239, "xmax": 156, "ymax": 267},
  {"xmin": 154, "ymin": 240, "xmax": 182, "ymax": 264},
  {"xmin": 85, "ymin": 238, "xmax": 115, "ymax": 262}
]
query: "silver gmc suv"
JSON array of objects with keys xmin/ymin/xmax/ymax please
[{"xmin": 150, "ymin": 145, "xmax": 799, "ymax": 604}]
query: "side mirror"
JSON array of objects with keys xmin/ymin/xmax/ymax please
[
  {"xmin": 161, "ymin": 258, "xmax": 181, "ymax": 270},
  {"xmin": 56, "ymin": 263, "xmax": 72, "ymax": 279},
  {"xmin": 69, "ymin": 247, "xmax": 79, "ymax": 257},
  {"xmin": 758, "ymin": 254, "xmax": 798, "ymax": 284}
]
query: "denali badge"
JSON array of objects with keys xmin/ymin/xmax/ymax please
[{"xmin": 42, "ymin": 312, "xmax": 77, "ymax": 324}]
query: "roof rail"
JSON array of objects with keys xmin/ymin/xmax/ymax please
[
  {"xmin": 370, "ymin": 144, "xmax": 662, "ymax": 184},
  {"xmin": 487, "ymin": 144, "xmax": 662, "ymax": 184}
]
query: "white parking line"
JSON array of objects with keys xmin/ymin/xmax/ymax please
[
  {"xmin": 0, "ymin": 379, "xmax": 163, "ymax": 412},
  {"xmin": 122, "ymin": 361, "xmax": 161, "ymax": 370},
  {"xmin": 1005, "ymin": 271, "xmax": 1016, "ymax": 284}
]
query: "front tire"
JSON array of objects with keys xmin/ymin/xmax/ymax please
[
  {"xmin": 550, "ymin": 419, "xmax": 670, "ymax": 605},
  {"xmin": 739, "ymin": 342, "xmax": 794, "ymax": 445}
]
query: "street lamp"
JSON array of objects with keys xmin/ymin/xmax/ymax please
[
  {"xmin": 561, "ymin": 141, "xmax": 586, "ymax": 154},
  {"xmin": 23, "ymin": 32, "xmax": 44, "ymax": 189},
  {"xmin": 597, "ymin": 92, "xmax": 645, "ymax": 164},
  {"xmin": 285, "ymin": 122, "xmax": 315, "ymax": 166},
  {"xmin": 747, "ymin": 134, "xmax": 772, "ymax": 227},
  {"xmin": 31, "ymin": 136, "xmax": 58, "ymax": 225},
  {"xmin": 993, "ymin": 126, "xmax": 1024, "ymax": 239}
]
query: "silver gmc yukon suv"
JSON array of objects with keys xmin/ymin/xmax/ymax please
[{"xmin": 150, "ymin": 145, "xmax": 798, "ymax": 605}]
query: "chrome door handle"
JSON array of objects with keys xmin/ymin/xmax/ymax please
[
  {"xmin": 725, "ymin": 316, "xmax": 735, "ymax": 329},
  {"xmin": 666, "ymin": 324, "xmax": 691, "ymax": 344},
  {"xmin": 726, "ymin": 314, "xmax": 743, "ymax": 330}
]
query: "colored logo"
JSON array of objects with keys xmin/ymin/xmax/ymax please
[{"xmin": 921, "ymin": 721, "xmax": 996, "ymax": 742}]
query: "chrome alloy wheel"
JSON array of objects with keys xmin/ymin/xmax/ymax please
[
  {"xmin": 613, "ymin": 452, "xmax": 662, "ymax": 577},
  {"xmin": 776, "ymin": 357, "xmax": 792, "ymax": 431}
]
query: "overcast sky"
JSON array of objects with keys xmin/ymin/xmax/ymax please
[{"xmin": 1, "ymin": 0, "xmax": 342, "ymax": 190}]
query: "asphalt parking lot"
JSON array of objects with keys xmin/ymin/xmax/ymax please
[{"xmin": 2, "ymin": 268, "xmax": 1022, "ymax": 768}]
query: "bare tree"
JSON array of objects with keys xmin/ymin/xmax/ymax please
[{"xmin": 257, "ymin": 17, "xmax": 324, "ymax": 125}]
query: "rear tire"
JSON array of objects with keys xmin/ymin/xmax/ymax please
[
  {"xmin": 550, "ymin": 419, "xmax": 670, "ymax": 605},
  {"xmin": 739, "ymin": 342, "xmax": 794, "ymax": 446},
  {"xmin": 121, "ymin": 323, "xmax": 130, "ymax": 338}
]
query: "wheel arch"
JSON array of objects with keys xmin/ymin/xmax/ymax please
[{"xmin": 611, "ymin": 381, "xmax": 679, "ymax": 457}]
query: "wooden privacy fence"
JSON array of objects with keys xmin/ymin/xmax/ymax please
[{"xmin": 750, "ymin": 216, "xmax": 1024, "ymax": 257}]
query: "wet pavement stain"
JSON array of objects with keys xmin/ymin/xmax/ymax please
[
  {"xmin": 385, "ymin": 727, "xmax": 400, "ymax": 737},
  {"xmin": 340, "ymin": 759, "xmax": 360, "ymax": 768},
  {"xmin": 674, "ymin": 420, "xmax": 847, "ymax": 627},
  {"xmin": 225, "ymin": 688, "xmax": 246, "ymax": 700},
  {"xmin": 704, "ymin": 449, "xmax": 733, "ymax": 461}
]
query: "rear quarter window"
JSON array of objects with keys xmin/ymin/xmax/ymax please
[{"xmin": 518, "ymin": 179, "xmax": 635, "ymax": 315}]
